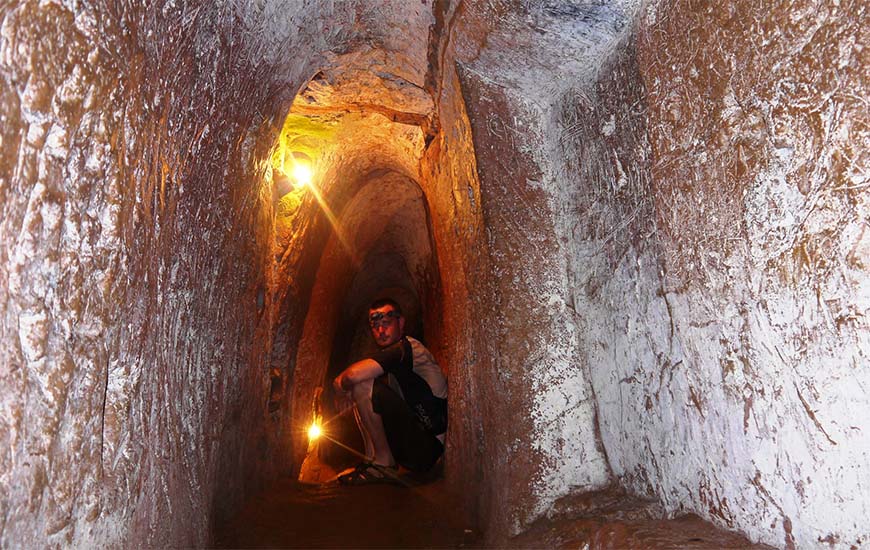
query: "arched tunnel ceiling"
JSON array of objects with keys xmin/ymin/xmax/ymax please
[
  {"xmin": 269, "ymin": 0, "xmax": 439, "ymax": 237},
  {"xmin": 452, "ymin": 0, "xmax": 642, "ymax": 93},
  {"xmin": 294, "ymin": 49, "xmax": 434, "ymax": 124},
  {"xmin": 337, "ymin": 170, "xmax": 431, "ymax": 270},
  {"xmin": 272, "ymin": 47, "xmax": 435, "ymax": 237}
]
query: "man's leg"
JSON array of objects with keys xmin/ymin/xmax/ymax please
[
  {"xmin": 348, "ymin": 377, "xmax": 396, "ymax": 467},
  {"xmin": 352, "ymin": 407, "xmax": 375, "ymax": 459},
  {"xmin": 371, "ymin": 383, "xmax": 444, "ymax": 472}
]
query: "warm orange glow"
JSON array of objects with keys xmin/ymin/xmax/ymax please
[
  {"xmin": 291, "ymin": 161, "xmax": 313, "ymax": 188},
  {"xmin": 275, "ymin": 152, "xmax": 357, "ymax": 266},
  {"xmin": 305, "ymin": 178, "xmax": 358, "ymax": 267},
  {"xmin": 308, "ymin": 423, "xmax": 322, "ymax": 440}
]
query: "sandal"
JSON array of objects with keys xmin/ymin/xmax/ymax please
[{"xmin": 337, "ymin": 462, "xmax": 402, "ymax": 486}]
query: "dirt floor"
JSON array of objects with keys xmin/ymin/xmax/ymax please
[
  {"xmin": 509, "ymin": 488, "xmax": 775, "ymax": 549},
  {"xmin": 211, "ymin": 475, "xmax": 476, "ymax": 548},
  {"xmin": 212, "ymin": 473, "xmax": 773, "ymax": 549}
]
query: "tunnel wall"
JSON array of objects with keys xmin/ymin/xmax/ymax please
[
  {"xmin": 443, "ymin": 0, "xmax": 868, "ymax": 546},
  {"xmin": 419, "ymin": 61, "xmax": 492, "ymax": 533},
  {"xmin": 422, "ymin": 0, "xmax": 646, "ymax": 540},
  {"xmin": 580, "ymin": 1, "xmax": 869, "ymax": 548},
  {"xmin": 440, "ymin": 1, "xmax": 644, "ymax": 540},
  {"xmin": 0, "ymin": 3, "xmax": 269, "ymax": 545},
  {"xmin": 456, "ymin": 71, "xmax": 615, "ymax": 537},
  {"xmin": 0, "ymin": 1, "xmax": 344, "ymax": 545}
]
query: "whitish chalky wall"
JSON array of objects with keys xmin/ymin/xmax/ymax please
[
  {"xmin": 568, "ymin": 1, "xmax": 869, "ymax": 549},
  {"xmin": 446, "ymin": 0, "xmax": 868, "ymax": 547},
  {"xmin": 446, "ymin": 0, "xmax": 643, "ymax": 538}
]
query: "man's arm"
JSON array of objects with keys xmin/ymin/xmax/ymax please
[{"xmin": 334, "ymin": 358, "xmax": 385, "ymax": 393}]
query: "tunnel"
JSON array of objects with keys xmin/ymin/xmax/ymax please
[{"xmin": 1, "ymin": 0, "xmax": 868, "ymax": 548}]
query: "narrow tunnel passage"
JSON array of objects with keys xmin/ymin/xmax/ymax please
[
  {"xmin": 291, "ymin": 169, "xmax": 442, "ymax": 482},
  {"xmin": 1, "ymin": 1, "xmax": 867, "ymax": 549}
]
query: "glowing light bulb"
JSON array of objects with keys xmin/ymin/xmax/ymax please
[
  {"xmin": 292, "ymin": 162, "xmax": 313, "ymax": 188},
  {"xmin": 308, "ymin": 423, "xmax": 322, "ymax": 440}
]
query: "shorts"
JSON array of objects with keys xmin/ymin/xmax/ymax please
[{"xmin": 371, "ymin": 380, "xmax": 444, "ymax": 472}]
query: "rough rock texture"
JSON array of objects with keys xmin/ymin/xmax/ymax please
[
  {"xmin": 444, "ymin": 0, "xmax": 642, "ymax": 539},
  {"xmin": 1, "ymin": 0, "xmax": 868, "ymax": 548},
  {"xmin": 0, "ymin": 0, "xmax": 391, "ymax": 546},
  {"xmin": 510, "ymin": 486, "xmax": 774, "ymax": 549},
  {"xmin": 440, "ymin": 0, "xmax": 868, "ymax": 546},
  {"xmin": 586, "ymin": 2, "xmax": 870, "ymax": 548}
]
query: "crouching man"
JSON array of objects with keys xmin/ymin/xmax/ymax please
[{"xmin": 333, "ymin": 298, "xmax": 447, "ymax": 484}]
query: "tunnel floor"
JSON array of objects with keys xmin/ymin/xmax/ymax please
[
  {"xmin": 213, "ymin": 475, "xmax": 772, "ymax": 549},
  {"xmin": 212, "ymin": 476, "xmax": 475, "ymax": 548}
]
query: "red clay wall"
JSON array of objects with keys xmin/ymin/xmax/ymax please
[{"xmin": 0, "ymin": 1, "xmax": 318, "ymax": 545}]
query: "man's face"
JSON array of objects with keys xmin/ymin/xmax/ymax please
[{"xmin": 368, "ymin": 305, "xmax": 404, "ymax": 348}]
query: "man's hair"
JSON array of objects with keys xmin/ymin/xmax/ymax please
[{"xmin": 369, "ymin": 297, "xmax": 403, "ymax": 316}]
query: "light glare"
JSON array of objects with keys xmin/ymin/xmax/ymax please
[
  {"xmin": 308, "ymin": 423, "xmax": 322, "ymax": 440},
  {"xmin": 292, "ymin": 162, "xmax": 313, "ymax": 188}
]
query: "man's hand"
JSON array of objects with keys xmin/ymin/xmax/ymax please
[
  {"xmin": 333, "ymin": 373, "xmax": 347, "ymax": 394},
  {"xmin": 332, "ymin": 359, "xmax": 384, "ymax": 410},
  {"xmin": 332, "ymin": 374, "xmax": 353, "ymax": 413}
]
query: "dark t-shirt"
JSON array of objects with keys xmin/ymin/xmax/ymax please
[{"xmin": 371, "ymin": 337, "xmax": 448, "ymax": 435}]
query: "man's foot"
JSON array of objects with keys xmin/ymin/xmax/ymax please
[{"xmin": 337, "ymin": 462, "xmax": 402, "ymax": 486}]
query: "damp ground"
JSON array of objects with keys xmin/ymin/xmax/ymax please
[
  {"xmin": 212, "ymin": 476, "xmax": 773, "ymax": 549},
  {"xmin": 212, "ymin": 476, "xmax": 475, "ymax": 548}
]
